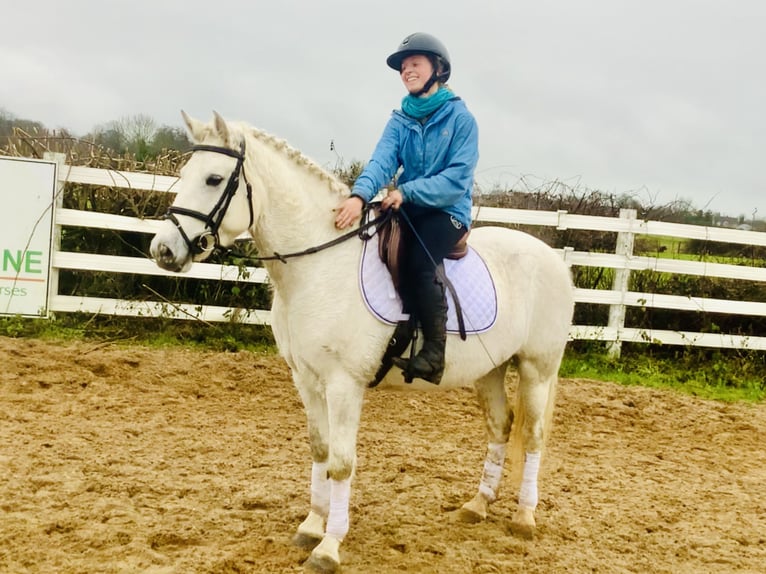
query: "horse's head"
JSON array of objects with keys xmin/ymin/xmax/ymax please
[{"xmin": 150, "ymin": 111, "xmax": 254, "ymax": 272}]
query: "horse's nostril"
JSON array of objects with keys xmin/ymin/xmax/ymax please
[{"xmin": 160, "ymin": 244, "xmax": 173, "ymax": 259}]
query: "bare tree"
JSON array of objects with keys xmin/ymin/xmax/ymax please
[
  {"xmin": 118, "ymin": 114, "xmax": 157, "ymax": 149},
  {"xmin": 91, "ymin": 114, "xmax": 158, "ymax": 158}
]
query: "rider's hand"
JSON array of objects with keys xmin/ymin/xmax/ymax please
[
  {"xmin": 381, "ymin": 188, "xmax": 403, "ymax": 211},
  {"xmin": 334, "ymin": 196, "xmax": 364, "ymax": 229}
]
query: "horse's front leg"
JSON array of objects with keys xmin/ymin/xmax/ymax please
[
  {"xmin": 300, "ymin": 371, "xmax": 366, "ymax": 574},
  {"xmin": 290, "ymin": 371, "xmax": 332, "ymax": 550}
]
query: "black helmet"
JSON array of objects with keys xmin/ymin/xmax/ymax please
[{"xmin": 386, "ymin": 32, "xmax": 451, "ymax": 83}]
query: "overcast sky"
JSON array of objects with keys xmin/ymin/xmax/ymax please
[{"xmin": 2, "ymin": 0, "xmax": 764, "ymax": 218}]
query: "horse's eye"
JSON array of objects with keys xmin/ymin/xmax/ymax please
[{"xmin": 206, "ymin": 175, "xmax": 224, "ymax": 187}]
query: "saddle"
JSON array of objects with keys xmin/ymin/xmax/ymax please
[
  {"xmin": 364, "ymin": 210, "xmax": 496, "ymax": 388},
  {"xmin": 376, "ymin": 209, "xmax": 469, "ymax": 292}
]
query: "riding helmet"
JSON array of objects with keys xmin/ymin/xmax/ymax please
[{"xmin": 386, "ymin": 32, "xmax": 451, "ymax": 83}]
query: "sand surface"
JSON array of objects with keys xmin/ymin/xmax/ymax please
[{"xmin": 1, "ymin": 336, "xmax": 764, "ymax": 573}]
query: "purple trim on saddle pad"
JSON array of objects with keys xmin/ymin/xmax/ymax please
[{"xmin": 359, "ymin": 233, "xmax": 498, "ymax": 334}]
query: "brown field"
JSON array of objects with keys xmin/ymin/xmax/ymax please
[{"xmin": 1, "ymin": 336, "xmax": 764, "ymax": 573}]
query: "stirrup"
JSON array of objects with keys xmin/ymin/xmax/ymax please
[
  {"xmin": 368, "ymin": 319, "xmax": 416, "ymax": 387},
  {"xmin": 391, "ymin": 355, "xmax": 443, "ymax": 385},
  {"xmin": 391, "ymin": 356, "xmax": 415, "ymax": 383}
]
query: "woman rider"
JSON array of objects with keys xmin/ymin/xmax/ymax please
[{"xmin": 335, "ymin": 32, "xmax": 479, "ymax": 384}]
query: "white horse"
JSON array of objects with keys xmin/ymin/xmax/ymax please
[{"xmin": 150, "ymin": 112, "xmax": 574, "ymax": 573}]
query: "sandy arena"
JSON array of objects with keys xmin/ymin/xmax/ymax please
[{"xmin": 0, "ymin": 336, "xmax": 764, "ymax": 573}]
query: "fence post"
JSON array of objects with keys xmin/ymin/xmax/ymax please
[
  {"xmin": 607, "ymin": 208, "xmax": 637, "ymax": 358},
  {"xmin": 43, "ymin": 152, "xmax": 67, "ymax": 318}
]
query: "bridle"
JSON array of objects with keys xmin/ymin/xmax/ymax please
[
  {"xmin": 164, "ymin": 141, "xmax": 392, "ymax": 263},
  {"xmin": 164, "ymin": 142, "xmax": 254, "ymax": 256}
]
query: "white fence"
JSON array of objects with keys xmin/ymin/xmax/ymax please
[{"xmin": 43, "ymin": 152, "xmax": 766, "ymax": 353}]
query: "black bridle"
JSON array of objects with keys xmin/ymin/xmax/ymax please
[
  {"xmin": 164, "ymin": 141, "xmax": 392, "ymax": 263},
  {"xmin": 165, "ymin": 142, "xmax": 254, "ymax": 256}
]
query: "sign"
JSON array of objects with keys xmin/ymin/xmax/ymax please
[{"xmin": 0, "ymin": 157, "xmax": 57, "ymax": 317}]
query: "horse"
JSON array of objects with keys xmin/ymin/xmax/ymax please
[{"xmin": 149, "ymin": 112, "xmax": 575, "ymax": 573}]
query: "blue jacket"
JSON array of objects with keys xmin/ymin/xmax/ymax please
[{"xmin": 351, "ymin": 97, "xmax": 479, "ymax": 229}]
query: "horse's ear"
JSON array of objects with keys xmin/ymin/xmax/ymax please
[
  {"xmin": 181, "ymin": 110, "xmax": 206, "ymax": 142},
  {"xmin": 212, "ymin": 111, "xmax": 231, "ymax": 146}
]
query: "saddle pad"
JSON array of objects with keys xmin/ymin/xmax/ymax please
[{"xmin": 359, "ymin": 233, "xmax": 497, "ymax": 334}]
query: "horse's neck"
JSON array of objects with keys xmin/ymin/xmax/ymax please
[{"xmin": 244, "ymin": 136, "xmax": 354, "ymax": 290}]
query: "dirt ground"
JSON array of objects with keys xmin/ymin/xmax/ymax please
[{"xmin": 0, "ymin": 336, "xmax": 764, "ymax": 574}]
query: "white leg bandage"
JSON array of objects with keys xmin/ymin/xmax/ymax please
[
  {"xmin": 518, "ymin": 451, "xmax": 541, "ymax": 510},
  {"xmin": 310, "ymin": 461, "xmax": 330, "ymax": 517},
  {"xmin": 478, "ymin": 442, "xmax": 507, "ymax": 502},
  {"xmin": 325, "ymin": 478, "xmax": 351, "ymax": 540}
]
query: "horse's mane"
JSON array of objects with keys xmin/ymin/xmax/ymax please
[{"xmin": 232, "ymin": 122, "xmax": 350, "ymax": 198}]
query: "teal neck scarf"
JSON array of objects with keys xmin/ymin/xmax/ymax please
[{"xmin": 401, "ymin": 86, "xmax": 455, "ymax": 120}]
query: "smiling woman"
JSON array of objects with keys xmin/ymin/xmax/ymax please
[{"xmin": 337, "ymin": 32, "xmax": 479, "ymax": 386}]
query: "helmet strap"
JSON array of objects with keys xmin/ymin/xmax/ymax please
[
  {"xmin": 413, "ymin": 54, "xmax": 445, "ymax": 96},
  {"xmin": 415, "ymin": 72, "xmax": 439, "ymax": 96}
]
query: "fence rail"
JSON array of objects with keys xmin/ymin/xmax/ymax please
[{"xmin": 44, "ymin": 153, "xmax": 766, "ymax": 352}]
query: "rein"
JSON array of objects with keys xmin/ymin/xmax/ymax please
[
  {"xmin": 239, "ymin": 205, "xmax": 392, "ymax": 263},
  {"xmin": 163, "ymin": 140, "xmax": 463, "ymax": 339},
  {"xmin": 164, "ymin": 139, "xmax": 392, "ymax": 262}
]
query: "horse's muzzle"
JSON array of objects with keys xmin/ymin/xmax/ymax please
[{"xmin": 150, "ymin": 236, "xmax": 192, "ymax": 273}]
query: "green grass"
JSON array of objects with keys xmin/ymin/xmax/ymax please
[
  {"xmin": 636, "ymin": 235, "xmax": 689, "ymax": 259},
  {"xmin": 561, "ymin": 342, "xmax": 765, "ymax": 402},
  {"xmin": 0, "ymin": 314, "xmax": 277, "ymax": 353},
  {"xmin": 636, "ymin": 235, "xmax": 726, "ymax": 262},
  {"xmin": 2, "ymin": 315, "xmax": 763, "ymax": 403}
]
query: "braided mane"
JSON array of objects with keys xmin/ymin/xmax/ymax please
[{"xmin": 234, "ymin": 122, "xmax": 350, "ymax": 198}]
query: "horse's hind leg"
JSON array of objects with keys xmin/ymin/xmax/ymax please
[
  {"xmin": 509, "ymin": 352, "xmax": 560, "ymax": 539},
  {"xmin": 458, "ymin": 362, "xmax": 512, "ymax": 523}
]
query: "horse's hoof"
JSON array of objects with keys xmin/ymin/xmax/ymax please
[
  {"xmin": 456, "ymin": 493, "xmax": 488, "ymax": 523},
  {"xmin": 304, "ymin": 535, "xmax": 341, "ymax": 573},
  {"xmin": 293, "ymin": 532, "xmax": 323, "ymax": 550},
  {"xmin": 293, "ymin": 511, "xmax": 325, "ymax": 549},
  {"xmin": 510, "ymin": 506, "xmax": 536, "ymax": 539},
  {"xmin": 305, "ymin": 553, "xmax": 339, "ymax": 574}
]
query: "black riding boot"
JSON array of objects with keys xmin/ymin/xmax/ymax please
[{"xmin": 393, "ymin": 274, "xmax": 447, "ymax": 385}]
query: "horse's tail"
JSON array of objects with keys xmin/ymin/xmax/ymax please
[{"xmin": 507, "ymin": 358, "xmax": 560, "ymax": 490}]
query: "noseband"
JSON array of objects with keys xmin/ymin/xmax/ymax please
[{"xmin": 165, "ymin": 142, "xmax": 254, "ymax": 256}]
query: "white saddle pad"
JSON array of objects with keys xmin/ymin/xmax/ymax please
[{"xmin": 359, "ymin": 233, "xmax": 497, "ymax": 334}]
